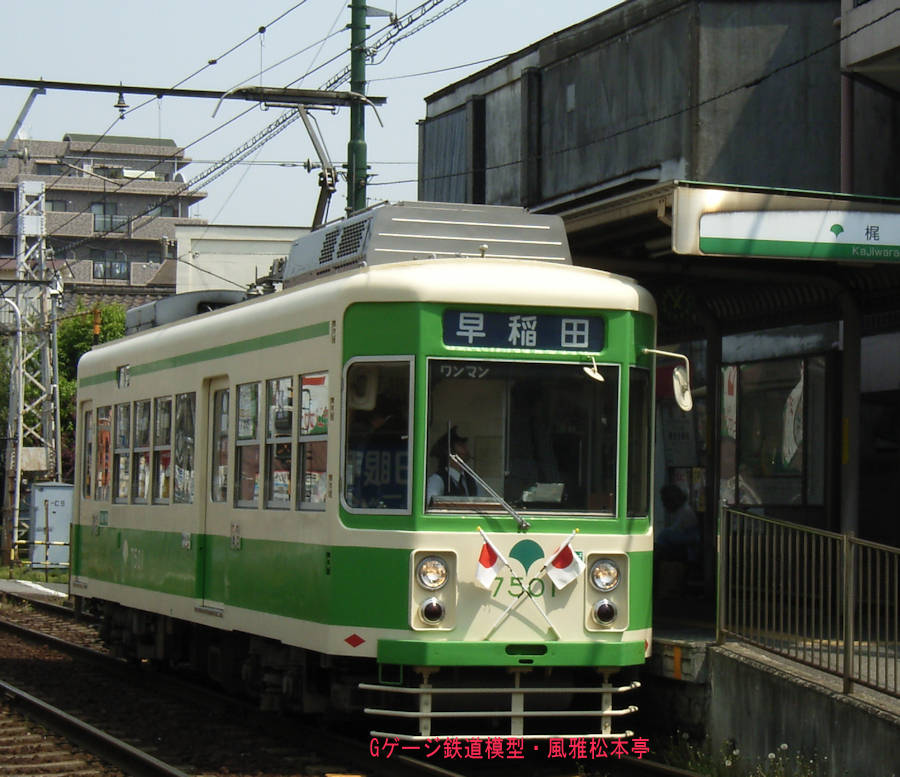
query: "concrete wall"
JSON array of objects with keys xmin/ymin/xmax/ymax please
[
  {"xmin": 536, "ymin": 1, "xmax": 692, "ymax": 200},
  {"xmin": 696, "ymin": 1, "xmax": 841, "ymax": 192},
  {"xmin": 174, "ymin": 224, "xmax": 305, "ymax": 293},
  {"xmin": 708, "ymin": 646, "xmax": 900, "ymax": 777},
  {"xmin": 418, "ymin": 0, "xmax": 897, "ymax": 208}
]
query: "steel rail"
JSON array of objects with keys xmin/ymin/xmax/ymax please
[{"xmin": 0, "ymin": 678, "xmax": 190, "ymax": 777}]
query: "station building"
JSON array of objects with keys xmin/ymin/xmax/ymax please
[{"xmin": 417, "ymin": 0, "xmax": 900, "ymax": 566}]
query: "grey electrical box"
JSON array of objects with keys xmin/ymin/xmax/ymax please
[{"xmin": 27, "ymin": 482, "xmax": 73, "ymax": 569}]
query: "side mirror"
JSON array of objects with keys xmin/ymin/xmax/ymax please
[
  {"xmin": 643, "ymin": 348, "xmax": 693, "ymax": 413},
  {"xmin": 672, "ymin": 364, "xmax": 693, "ymax": 412}
]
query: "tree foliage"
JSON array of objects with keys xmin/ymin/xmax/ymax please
[{"xmin": 55, "ymin": 301, "xmax": 126, "ymax": 481}]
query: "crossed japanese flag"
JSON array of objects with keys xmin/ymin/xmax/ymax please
[{"xmin": 475, "ymin": 528, "xmax": 585, "ymax": 591}]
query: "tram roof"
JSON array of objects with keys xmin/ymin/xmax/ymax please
[{"xmin": 282, "ymin": 201, "xmax": 572, "ymax": 287}]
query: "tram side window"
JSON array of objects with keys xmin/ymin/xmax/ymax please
[
  {"xmin": 82, "ymin": 409, "xmax": 93, "ymax": 499},
  {"xmin": 344, "ymin": 361, "xmax": 411, "ymax": 512},
  {"xmin": 265, "ymin": 377, "xmax": 293, "ymax": 509},
  {"xmin": 132, "ymin": 400, "xmax": 151, "ymax": 503},
  {"xmin": 113, "ymin": 403, "xmax": 131, "ymax": 503},
  {"xmin": 153, "ymin": 397, "xmax": 172, "ymax": 503},
  {"xmin": 298, "ymin": 372, "xmax": 328, "ymax": 510},
  {"xmin": 627, "ymin": 367, "xmax": 652, "ymax": 517},
  {"xmin": 173, "ymin": 392, "xmax": 196, "ymax": 504},
  {"xmin": 96, "ymin": 406, "xmax": 111, "ymax": 501},
  {"xmin": 235, "ymin": 382, "xmax": 261, "ymax": 508},
  {"xmin": 210, "ymin": 390, "xmax": 229, "ymax": 503}
]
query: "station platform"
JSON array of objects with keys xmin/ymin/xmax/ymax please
[
  {"xmin": 0, "ymin": 577, "xmax": 69, "ymax": 603},
  {"xmin": 643, "ymin": 598, "xmax": 899, "ymax": 777}
]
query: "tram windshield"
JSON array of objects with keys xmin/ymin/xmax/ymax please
[{"xmin": 426, "ymin": 359, "xmax": 619, "ymax": 514}]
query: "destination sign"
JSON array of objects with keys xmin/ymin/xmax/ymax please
[{"xmin": 443, "ymin": 310, "xmax": 604, "ymax": 352}]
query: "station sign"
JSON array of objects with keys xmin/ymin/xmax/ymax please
[
  {"xmin": 697, "ymin": 210, "xmax": 900, "ymax": 263},
  {"xmin": 443, "ymin": 310, "xmax": 604, "ymax": 352}
]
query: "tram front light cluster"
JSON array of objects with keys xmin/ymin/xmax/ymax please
[
  {"xmin": 412, "ymin": 551, "xmax": 456, "ymax": 630},
  {"xmin": 585, "ymin": 553, "xmax": 628, "ymax": 631},
  {"xmin": 592, "ymin": 599, "xmax": 617, "ymax": 625},
  {"xmin": 420, "ymin": 597, "xmax": 445, "ymax": 624},
  {"xmin": 416, "ymin": 555, "xmax": 449, "ymax": 590},
  {"xmin": 589, "ymin": 558, "xmax": 620, "ymax": 592}
]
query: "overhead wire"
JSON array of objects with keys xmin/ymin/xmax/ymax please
[{"xmin": 0, "ymin": 1, "xmax": 320, "ymax": 288}]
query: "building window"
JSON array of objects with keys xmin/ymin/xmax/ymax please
[
  {"xmin": 91, "ymin": 201, "xmax": 127, "ymax": 232},
  {"xmin": 34, "ymin": 163, "xmax": 66, "ymax": 176},
  {"xmin": 91, "ymin": 249, "xmax": 129, "ymax": 281},
  {"xmin": 720, "ymin": 356, "xmax": 826, "ymax": 508},
  {"xmin": 45, "ymin": 200, "xmax": 68, "ymax": 212}
]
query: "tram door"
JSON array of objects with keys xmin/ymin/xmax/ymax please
[{"xmin": 199, "ymin": 376, "xmax": 231, "ymax": 609}]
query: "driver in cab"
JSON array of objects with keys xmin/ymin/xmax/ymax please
[{"xmin": 427, "ymin": 427, "xmax": 478, "ymax": 503}]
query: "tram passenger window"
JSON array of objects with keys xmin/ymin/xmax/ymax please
[
  {"xmin": 627, "ymin": 368, "xmax": 652, "ymax": 517},
  {"xmin": 344, "ymin": 361, "xmax": 410, "ymax": 512},
  {"xmin": 210, "ymin": 390, "xmax": 229, "ymax": 503},
  {"xmin": 153, "ymin": 397, "xmax": 172, "ymax": 503},
  {"xmin": 113, "ymin": 403, "xmax": 131, "ymax": 503},
  {"xmin": 132, "ymin": 400, "xmax": 151, "ymax": 503},
  {"xmin": 265, "ymin": 377, "xmax": 293, "ymax": 509},
  {"xmin": 96, "ymin": 406, "xmax": 111, "ymax": 501},
  {"xmin": 173, "ymin": 393, "xmax": 196, "ymax": 504},
  {"xmin": 82, "ymin": 409, "xmax": 93, "ymax": 499},
  {"xmin": 298, "ymin": 372, "xmax": 328, "ymax": 510},
  {"xmin": 235, "ymin": 382, "xmax": 260, "ymax": 508}
]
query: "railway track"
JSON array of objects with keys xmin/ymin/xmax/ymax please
[
  {"xmin": 0, "ymin": 593, "xmax": 469, "ymax": 777},
  {"xmin": 0, "ymin": 592, "xmax": 706, "ymax": 777}
]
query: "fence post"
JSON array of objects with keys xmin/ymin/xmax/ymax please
[
  {"xmin": 842, "ymin": 531, "xmax": 855, "ymax": 694},
  {"xmin": 716, "ymin": 501, "xmax": 727, "ymax": 644}
]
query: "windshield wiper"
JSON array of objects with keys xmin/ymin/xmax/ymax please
[{"xmin": 449, "ymin": 452, "xmax": 530, "ymax": 531}]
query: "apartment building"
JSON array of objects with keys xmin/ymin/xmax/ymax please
[{"xmin": 0, "ymin": 133, "xmax": 206, "ymax": 308}]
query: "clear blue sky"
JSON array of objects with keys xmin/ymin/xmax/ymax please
[{"xmin": 1, "ymin": 1, "xmax": 624, "ymax": 226}]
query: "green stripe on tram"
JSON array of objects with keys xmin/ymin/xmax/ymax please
[
  {"xmin": 73, "ymin": 525, "xmax": 411, "ymax": 629},
  {"xmin": 79, "ymin": 321, "xmax": 330, "ymax": 387}
]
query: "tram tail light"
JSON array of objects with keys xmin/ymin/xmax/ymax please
[
  {"xmin": 584, "ymin": 552, "xmax": 628, "ymax": 631},
  {"xmin": 411, "ymin": 550, "xmax": 457, "ymax": 630}
]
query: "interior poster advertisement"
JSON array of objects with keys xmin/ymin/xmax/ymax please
[{"xmin": 301, "ymin": 374, "xmax": 329, "ymax": 435}]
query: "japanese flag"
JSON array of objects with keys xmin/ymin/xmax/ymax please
[
  {"xmin": 546, "ymin": 534, "xmax": 586, "ymax": 591},
  {"xmin": 475, "ymin": 530, "xmax": 506, "ymax": 590}
]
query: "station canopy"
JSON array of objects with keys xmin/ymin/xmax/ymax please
[{"xmin": 556, "ymin": 181, "xmax": 900, "ymax": 343}]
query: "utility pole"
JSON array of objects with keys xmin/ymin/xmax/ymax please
[
  {"xmin": 2, "ymin": 181, "xmax": 61, "ymax": 566},
  {"xmin": 347, "ymin": 0, "xmax": 368, "ymax": 215}
]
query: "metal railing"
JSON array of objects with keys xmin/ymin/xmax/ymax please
[{"xmin": 717, "ymin": 507, "xmax": 898, "ymax": 699}]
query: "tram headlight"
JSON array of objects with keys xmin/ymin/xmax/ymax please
[
  {"xmin": 593, "ymin": 599, "xmax": 617, "ymax": 625},
  {"xmin": 416, "ymin": 555, "xmax": 449, "ymax": 590},
  {"xmin": 589, "ymin": 558, "xmax": 620, "ymax": 592},
  {"xmin": 420, "ymin": 597, "xmax": 445, "ymax": 624}
]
